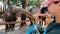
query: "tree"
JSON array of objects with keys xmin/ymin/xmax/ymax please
[{"xmin": 21, "ymin": 0, "xmax": 26, "ymax": 27}]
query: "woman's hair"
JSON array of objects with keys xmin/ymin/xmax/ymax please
[{"xmin": 41, "ymin": 7, "xmax": 48, "ymax": 14}]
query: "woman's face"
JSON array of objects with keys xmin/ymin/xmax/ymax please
[{"xmin": 48, "ymin": 2, "xmax": 60, "ymax": 16}]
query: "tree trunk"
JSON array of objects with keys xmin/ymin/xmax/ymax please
[
  {"xmin": 21, "ymin": 0, "xmax": 26, "ymax": 27},
  {"xmin": 37, "ymin": 0, "xmax": 41, "ymax": 8},
  {"xmin": 16, "ymin": 0, "xmax": 18, "ymax": 6},
  {"xmin": 7, "ymin": 0, "xmax": 9, "ymax": 5}
]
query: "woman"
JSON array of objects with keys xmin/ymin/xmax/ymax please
[{"xmin": 34, "ymin": 0, "xmax": 60, "ymax": 34}]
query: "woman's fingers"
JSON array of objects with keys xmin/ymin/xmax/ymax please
[
  {"xmin": 33, "ymin": 14, "xmax": 51, "ymax": 18},
  {"xmin": 33, "ymin": 14, "xmax": 47, "ymax": 18}
]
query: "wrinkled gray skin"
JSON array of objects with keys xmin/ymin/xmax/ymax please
[
  {"xmin": 3, "ymin": 5, "xmax": 18, "ymax": 20},
  {"xmin": 3, "ymin": 5, "xmax": 34, "ymax": 32},
  {"xmin": 3, "ymin": 5, "xmax": 34, "ymax": 21},
  {"xmin": 3, "ymin": 5, "xmax": 18, "ymax": 32},
  {"xmin": 30, "ymin": 7, "xmax": 40, "ymax": 15},
  {"xmin": 29, "ymin": 7, "xmax": 40, "ymax": 25}
]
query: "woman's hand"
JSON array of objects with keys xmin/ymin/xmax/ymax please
[{"xmin": 33, "ymin": 14, "xmax": 52, "ymax": 25}]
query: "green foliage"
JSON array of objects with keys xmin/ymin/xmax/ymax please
[
  {"xmin": 9, "ymin": 0, "xmax": 45, "ymax": 6},
  {"xmin": 27, "ymin": 0, "xmax": 38, "ymax": 6},
  {"xmin": 10, "ymin": 0, "xmax": 22, "ymax": 6}
]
